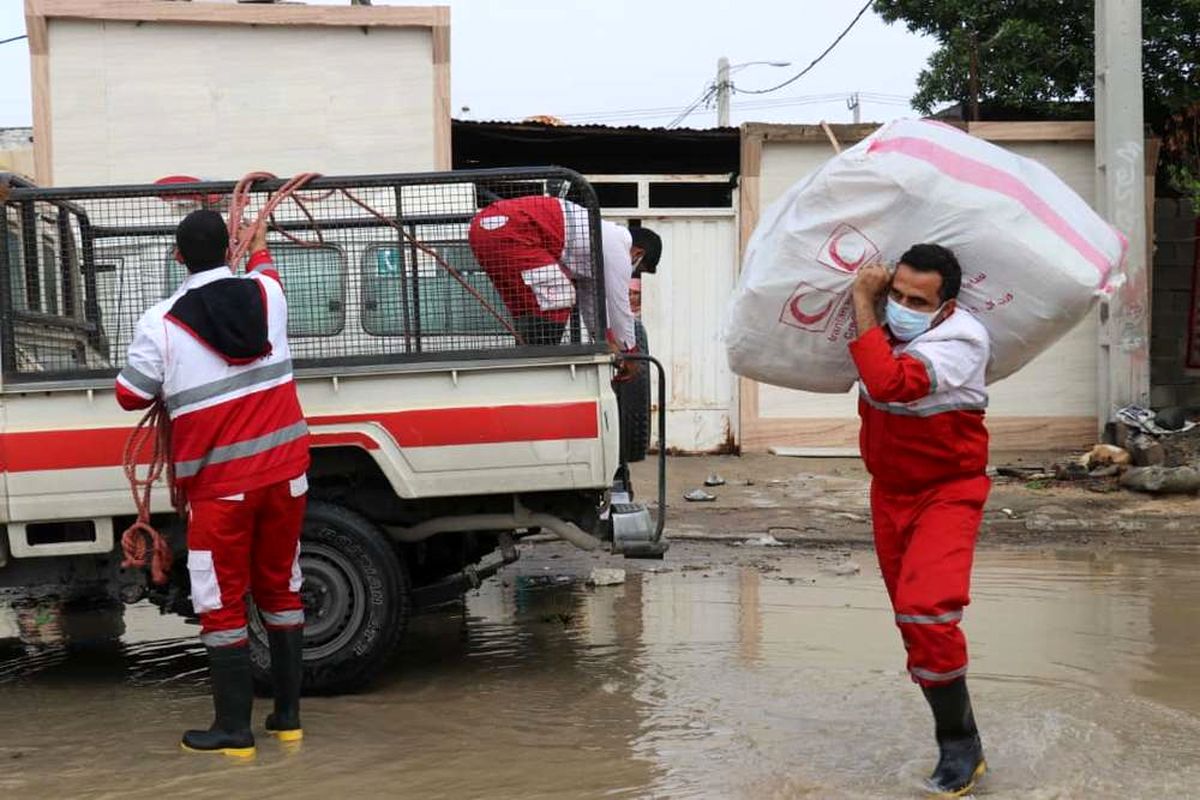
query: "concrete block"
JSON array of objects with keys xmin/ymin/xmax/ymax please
[{"xmin": 1129, "ymin": 433, "xmax": 1166, "ymax": 467}]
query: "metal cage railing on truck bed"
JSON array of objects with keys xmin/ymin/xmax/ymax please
[{"xmin": 0, "ymin": 168, "xmax": 608, "ymax": 385}]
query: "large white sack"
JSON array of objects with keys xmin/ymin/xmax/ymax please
[{"xmin": 725, "ymin": 119, "xmax": 1126, "ymax": 393}]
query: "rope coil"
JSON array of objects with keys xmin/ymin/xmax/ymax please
[{"xmin": 119, "ymin": 401, "xmax": 180, "ymax": 585}]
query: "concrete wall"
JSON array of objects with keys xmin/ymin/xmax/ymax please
[
  {"xmin": 44, "ymin": 20, "xmax": 440, "ymax": 185},
  {"xmin": 1150, "ymin": 199, "xmax": 1200, "ymax": 408}
]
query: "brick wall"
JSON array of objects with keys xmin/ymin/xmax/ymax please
[{"xmin": 1151, "ymin": 198, "xmax": 1200, "ymax": 408}]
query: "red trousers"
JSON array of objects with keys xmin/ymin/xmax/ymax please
[
  {"xmin": 871, "ymin": 475, "xmax": 989, "ymax": 686},
  {"xmin": 186, "ymin": 475, "xmax": 308, "ymax": 648}
]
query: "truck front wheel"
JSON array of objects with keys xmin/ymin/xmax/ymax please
[{"xmin": 249, "ymin": 501, "xmax": 410, "ymax": 694}]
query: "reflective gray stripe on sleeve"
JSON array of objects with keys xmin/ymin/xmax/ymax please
[
  {"xmin": 175, "ymin": 420, "xmax": 309, "ymax": 478},
  {"xmin": 260, "ymin": 609, "xmax": 305, "ymax": 628},
  {"xmin": 859, "ymin": 391, "xmax": 988, "ymax": 417},
  {"xmin": 118, "ymin": 365, "xmax": 162, "ymax": 397},
  {"xmin": 165, "ymin": 359, "xmax": 293, "ymax": 413},
  {"xmin": 910, "ymin": 665, "xmax": 968, "ymax": 682},
  {"xmin": 201, "ymin": 627, "xmax": 249, "ymax": 648},
  {"xmin": 907, "ymin": 349, "xmax": 938, "ymax": 394},
  {"xmin": 896, "ymin": 609, "xmax": 963, "ymax": 625}
]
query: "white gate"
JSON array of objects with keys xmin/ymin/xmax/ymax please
[{"xmin": 592, "ymin": 175, "xmax": 738, "ymax": 452}]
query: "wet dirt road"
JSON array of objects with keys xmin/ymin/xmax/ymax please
[{"xmin": 2, "ymin": 541, "xmax": 1199, "ymax": 800}]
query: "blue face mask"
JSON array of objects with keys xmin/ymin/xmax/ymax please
[{"xmin": 885, "ymin": 297, "xmax": 943, "ymax": 342}]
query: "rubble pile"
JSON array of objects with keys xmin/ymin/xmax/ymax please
[{"xmin": 998, "ymin": 406, "xmax": 1200, "ymax": 496}]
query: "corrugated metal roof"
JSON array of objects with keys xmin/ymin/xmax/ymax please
[{"xmin": 453, "ymin": 119, "xmax": 739, "ymax": 136}]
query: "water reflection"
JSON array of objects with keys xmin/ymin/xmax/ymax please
[{"xmin": 1, "ymin": 544, "xmax": 1198, "ymax": 799}]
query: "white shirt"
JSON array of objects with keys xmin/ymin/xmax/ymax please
[{"xmin": 558, "ymin": 199, "xmax": 637, "ymax": 349}]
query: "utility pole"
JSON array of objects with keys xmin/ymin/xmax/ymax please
[
  {"xmin": 716, "ymin": 57, "xmax": 731, "ymax": 127},
  {"xmin": 847, "ymin": 92, "xmax": 861, "ymax": 123},
  {"xmin": 1095, "ymin": 0, "xmax": 1148, "ymax": 425}
]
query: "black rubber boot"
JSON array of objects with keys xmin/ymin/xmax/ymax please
[
  {"xmin": 921, "ymin": 678, "xmax": 986, "ymax": 797},
  {"xmin": 181, "ymin": 644, "xmax": 256, "ymax": 757},
  {"xmin": 263, "ymin": 627, "xmax": 304, "ymax": 742}
]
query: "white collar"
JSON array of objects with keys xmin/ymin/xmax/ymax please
[{"xmin": 180, "ymin": 265, "xmax": 235, "ymax": 292}]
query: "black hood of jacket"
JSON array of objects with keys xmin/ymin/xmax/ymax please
[{"xmin": 166, "ymin": 278, "xmax": 272, "ymax": 364}]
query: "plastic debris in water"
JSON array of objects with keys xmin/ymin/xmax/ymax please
[
  {"xmin": 739, "ymin": 534, "xmax": 784, "ymax": 547},
  {"xmin": 588, "ymin": 568, "xmax": 627, "ymax": 587}
]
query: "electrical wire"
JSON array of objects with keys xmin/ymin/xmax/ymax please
[
  {"xmin": 0, "ymin": 35, "xmax": 28, "ymax": 46},
  {"xmin": 558, "ymin": 90, "xmax": 912, "ymax": 126},
  {"xmin": 734, "ymin": 0, "xmax": 875, "ymax": 96},
  {"xmin": 666, "ymin": 84, "xmax": 719, "ymax": 129}
]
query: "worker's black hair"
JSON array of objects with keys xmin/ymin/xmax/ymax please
[
  {"xmin": 176, "ymin": 209, "xmax": 229, "ymax": 272},
  {"xmin": 630, "ymin": 226, "xmax": 662, "ymax": 274},
  {"xmin": 899, "ymin": 243, "xmax": 961, "ymax": 302}
]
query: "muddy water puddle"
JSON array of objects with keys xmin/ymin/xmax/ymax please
[{"xmin": 1, "ymin": 543, "xmax": 1198, "ymax": 799}]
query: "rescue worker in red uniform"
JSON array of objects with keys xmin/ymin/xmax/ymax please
[
  {"xmin": 848, "ymin": 243, "xmax": 989, "ymax": 797},
  {"xmin": 467, "ymin": 195, "xmax": 660, "ymax": 360},
  {"xmin": 116, "ymin": 211, "xmax": 309, "ymax": 757}
]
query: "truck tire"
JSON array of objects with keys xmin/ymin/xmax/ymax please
[
  {"xmin": 617, "ymin": 320, "xmax": 653, "ymax": 463},
  {"xmin": 249, "ymin": 501, "xmax": 410, "ymax": 695}
]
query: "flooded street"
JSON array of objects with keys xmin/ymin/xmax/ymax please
[{"xmin": 2, "ymin": 541, "xmax": 1199, "ymax": 799}]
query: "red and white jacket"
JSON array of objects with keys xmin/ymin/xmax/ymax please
[
  {"xmin": 467, "ymin": 196, "xmax": 637, "ymax": 349},
  {"xmin": 849, "ymin": 309, "xmax": 989, "ymax": 491},
  {"xmin": 115, "ymin": 251, "xmax": 310, "ymax": 501}
]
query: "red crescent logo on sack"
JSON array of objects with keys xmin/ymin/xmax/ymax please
[
  {"xmin": 818, "ymin": 223, "xmax": 878, "ymax": 273},
  {"xmin": 780, "ymin": 283, "xmax": 840, "ymax": 333},
  {"xmin": 789, "ymin": 294, "xmax": 834, "ymax": 325}
]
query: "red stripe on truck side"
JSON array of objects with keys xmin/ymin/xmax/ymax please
[
  {"xmin": 0, "ymin": 402, "xmax": 599, "ymax": 473},
  {"xmin": 320, "ymin": 402, "xmax": 600, "ymax": 448}
]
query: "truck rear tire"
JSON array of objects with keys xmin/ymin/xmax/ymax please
[
  {"xmin": 618, "ymin": 320, "xmax": 653, "ymax": 463},
  {"xmin": 249, "ymin": 501, "xmax": 410, "ymax": 695}
]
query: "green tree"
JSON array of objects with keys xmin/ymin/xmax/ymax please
[{"xmin": 873, "ymin": 0, "xmax": 1200, "ymax": 206}]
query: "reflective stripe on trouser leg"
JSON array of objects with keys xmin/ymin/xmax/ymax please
[
  {"xmin": 261, "ymin": 609, "xmax": 305, "ymax": 628},
  {"xmin": 888, "ymin": 476, "xmax": 989, "ymax": 687},
  {"xmin": 201, "ymin": 626, "xmax": 249, "ymax": 648},
  {"xmin": 188, "ymin": 494, "xmax": 255, "ymax": 648},
  {"xmin": 249, "ymin": 479, "xmax": 308, "ymax": 627}
]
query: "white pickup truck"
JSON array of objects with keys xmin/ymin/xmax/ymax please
[{"xmin": 0, "ymin": 168, "xmax": 666, "ymax": 692}]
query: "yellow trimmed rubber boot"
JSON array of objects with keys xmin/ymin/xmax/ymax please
[
  {"xmin": 922, "ymin": 678, "xmax": 986, "ymax": 797},
  {"xmin": 181, "ymin": 643, "xmax": 256, "ymax": 757},
  {"xmin": 263, "ymin": 627, "xmax": 304, "ymax": 742}
]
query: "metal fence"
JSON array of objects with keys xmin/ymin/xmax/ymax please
[{"xmin": 0, "ymin": 168, "xmax": 608, "ymax": 384}]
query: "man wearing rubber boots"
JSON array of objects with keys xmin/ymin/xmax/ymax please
[
  {"xmin": 848, "ymin": 244, "xmax": 988, "ymax": 797},
  {"xmin": 116, "ymin": 211, "xmax": 309, "ymax": 756}
]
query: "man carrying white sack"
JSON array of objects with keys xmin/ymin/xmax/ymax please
[{"xmin": 849, "ymin": 243, "xmax": 988, "ymax": 798}]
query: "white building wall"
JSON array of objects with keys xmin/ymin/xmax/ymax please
[
  {"xmin": 603, "ymin": 191, "xmax": 739, "ymax": 453},
  {"xmin": 46, "ymin": 19, "xmax": 439, "ymax": 185}
]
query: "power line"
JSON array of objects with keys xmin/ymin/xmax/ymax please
[
  {"xmin": 557, "ymin": 91, "xmax": 914, "ymax": 126},
  {"xmin": 735, "ymin": 0, "xmax": 874, "ymax": 96},
  {"xmin": 665, "ymin": 84, "xmax": 719, "ymax": 129},
  {"xmin": 1, "ymin": 34, "xmax": 29, "ymax": 46}
]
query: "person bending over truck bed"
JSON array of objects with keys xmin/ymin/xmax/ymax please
[
  {"xmin": 115, "ymin": 211, "xmax": 310, "ymax": 757},
  {"xmin": 467, "ymin": 195, "xmax": 661, "ymax": 366}
]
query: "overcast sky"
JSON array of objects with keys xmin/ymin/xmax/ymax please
[{"xmin": 0, "ymin": 1, "xmax": 937, "ymax": 129}]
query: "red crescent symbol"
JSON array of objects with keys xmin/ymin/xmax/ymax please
[
  {"xmin": 789, "ymin": 294, "xmax": 835, "ymax": 325},
  {"xmin": 828, "ymin": 230, "xmax": 868, "ymax": 271}
]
